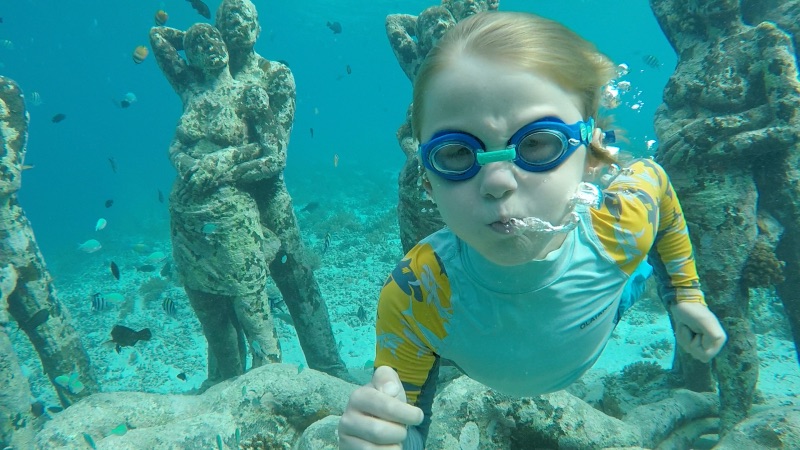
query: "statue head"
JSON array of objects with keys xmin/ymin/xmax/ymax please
[
  {"xmin": 184, "ymin": 23, "xmax": 229, "ymax": 75},
  {"xmin": 216, "ymin": 0, "xmax": 260, "ymax": 52}
]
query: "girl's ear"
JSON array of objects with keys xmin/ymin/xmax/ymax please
[{"xmin": 418, "ymin": 162, "xmax": 436, "ymax": 203}]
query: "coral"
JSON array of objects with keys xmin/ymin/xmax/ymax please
[
  {"xmin": 239, "ymin": 433, "xmax": 291, "ymax": 450},
  {"xmin": 742, "ymin": 241, "xmax": 785, "ymax": 288},
  {"xmin": 138, "ymin": 277, "xmax": 169, "ymax": 305},
  {"xmin": 620, "ymin": 361, "xmax": 666, "ymax": 394},
  {"xmin": 640, "ymin": 338, "xmax": 673, "ymax": 359}
]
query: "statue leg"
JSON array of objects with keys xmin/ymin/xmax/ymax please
[
  {"xmin": 0, "ymin": 267, "xmax": 35, "ymax": 450},
  {"xmin": 674, "ymin": 168, "xmax": 759, "ymax": 433},
  {"xmin": 246, "ymin": 179, "xmax": 353, "ymax": 382},
  {"xmin": 233, "ymin": 291, "xmax": 282, "ymax": 368},
  {"xmin": 185, "ymin": 287, "xmax": 243, "ymax": 386}
]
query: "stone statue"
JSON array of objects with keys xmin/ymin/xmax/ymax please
[
  {"xmin": 385, "ymin": 0, "xmax": 499, "ymax": 252},
  {"xmin": 149, "ymin": 0, "xmax": 350, "ymax": 387},
  {"xmin": 650, "ymin": 0, "xmax": 800, "ymax": 432},
  {"xmin": 0, "ymin": 76, "xmax": 98, "ymax": 448}
]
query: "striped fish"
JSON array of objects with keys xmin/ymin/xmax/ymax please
[
  {"xmin": 91, "ymin": 293, "xmax": 108, "ymax": 312},
  {"xmin": 162, "ymin": 297, "xmax": 177, "ymax": 317},
  {"xmin": 642, "ymin": 54, "xmax": 661, "ymax": 69}
]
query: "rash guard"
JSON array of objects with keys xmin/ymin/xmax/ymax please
[{"xmin": 373, "ymin": 159, "xmax": 705, "ymax": 447}]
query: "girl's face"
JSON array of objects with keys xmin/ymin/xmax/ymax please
[{"xmin": 419, "ymin": 54, "xmax": 589, "ymax": 266}]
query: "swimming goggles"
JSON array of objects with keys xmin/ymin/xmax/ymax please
[{"xmin": 419, "ymin": 116, "xmax": 596, "ymax": 181}]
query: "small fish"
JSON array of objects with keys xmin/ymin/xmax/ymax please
[
  {"xmin": 29, "ymin": 91, "xmax": 43, "ymax": 106},
  {"xmin": 78, "ymin": 239, "xmax": 102, "ymax": 253},
  {"xmin": 146, "ymin": 251, "xmax": 167, "ymax": 264},
  {"xmin": 364, "ymin": 359, "xmax": 374, "ymax": 370},
  {"xmin": 642, "ymin": 54, "xmax": 661, "ymax": 69},
  {"xmin": 83, "ymin": 433, "xmax": 97, "ymax": 450},
  {"xmin": 132, "ymin": 45, "xmax": 149, "ymax": 64},
  {"xmin": 187, "ymin": 0, "xmax": 211, "ymax": 19},
  {"xmin": 268, "ymin": 294, "xmax": 286, "ymax": 312},
  {"xmin": 157, "ymin": 189, "xmax": 164, "ymax": 203},
  {"xmin": 30, "ymin": 401, "xmax": 45, "ymax": 418},
  {"xmin": 280, "ymin": 254, "xmax": 287, "ymax": 264},
  {"xmin": 356, "ymin": 305, "xmax": 367, "ymax": 322},
  {"xmin": 326, "ymin": 21, "xmax": 342, "ymax": 34},
  {"xmin": 333, "ymin": 153, "xmax": 339, "ymax": 168},
  {"xmin": 92, "ymin": 292, "xmax": 124, "ymax": 311},
  {"xmin": 110, "ymin": 423, "xmax": 128, "ymax": 436},
  {"xmin": 154, "ymin": 9, "xmax": 168, "ymax": 26},
  {"xmin": 51, "ymin": 113, "xmax": 66, "ymax": 123},
  {"xmin": 136, "ymin": 264, "xmax": 157, "ymax": 272},
  {"xmin": 162, "ymin": 297, "xmax": 177, "ymax": 317},
  {"xmin": 26, "ymin": 309, "xmax": 49, "ymax": 329},
  {"xmin": 21, "ymin": 164, "xmax": 35, "ymax": 170},
  {"xmin": 105, "ymin": 199, "xmax": 114, "ymax": 208},
  {"xmin": 110, "ymin": 325, "xmax": 152, "ymax": 348},
  {"xmin": 95, "ymin": 218, "xmax": 107, "ymax": 231},
  {"xmin": 91, "ymin": 294, "xmax": 107, "ymax": 312},
  {"xmin": 277, "ymin": 59, "xmax": 290, "ymax": 67},
  {"xmin": 300, "ymin": 202, "xmax": 319, "ymax": 213},
  {"xmin": 309, "ymin": 127, "xmax": 314, "ymax": 138},
  {"xmin": 131, "ymin": 243, "xmax": 150, "ymax": 254},
  {"xmin": 47, "ymin": 406, "xmax": 64, "ymax": 414},
  {"xmin": 119, "ymin": 92, "xmax": 137, "ymax": 109},
  {"xmin": 217, "ymin": 434, "xmax": 223, "ymax": 450},
  {"xmin": 110, "ymin": 261, "xmax": 120, "ymax": 280},
  {"xmin": 108, "ymin": 157, "xmax": 117, "ymax": 173},
  {"xmin": 323, "ymin": 232, "xmax": 332, "ymax": 254},
  {"xmin": 201, "ymin": 222, "xmax": 218, "ymax": 234},
  {"xmin": 177, "ymin": 372, "xmax": 187, "ymax": 381},
  {"xmin": 160, "ymin": 261, "xmax": 172, "ymax": 277},
  {"xmin": 54, "ymin": 372, "xmax": 84, "ymax": 394},
  {"xmin": 346, "ymin": 64, "xmax": 352, "ymax": 75},
  {"xmin": 297, "ymin": 363, "xmax": 305, "ymax": 374}
]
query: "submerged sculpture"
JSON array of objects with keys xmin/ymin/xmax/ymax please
[
  {"xmin": 650, "ymin": 0, "xmax": 800, "ymax": 433},
  {"xmin": 385, "ymin": 0, "xmax": 499, "ymax": 252},
  {"xmin": 150, "ymin": 0, "xmax": 350, "ymax": 387},
  {"xmin": 0, "ymin": 76, "xmax": 98, "ymax": 449}
]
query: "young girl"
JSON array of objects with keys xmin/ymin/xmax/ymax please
[{"xmin": 338, "ymin": 11, "xmax": 726, "ymax": 449}]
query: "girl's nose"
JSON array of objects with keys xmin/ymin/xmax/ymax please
[{"xmin": 478, "ymin": 161, "xmax": 518, "ymax": 199}]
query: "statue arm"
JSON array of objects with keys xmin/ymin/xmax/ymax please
[
  {"xmin": 385, "ymin": 14, "xmax": 422, "ymax": 82},
  {"xmin": 233, "ymin": 73, "xmax": 294, "ymax": 183},
  {"xmin": 169, "ymin": 140, "xmax": 262, "ymax": 191},
  {"xmin": 149, "ymin": 27, "xmax": 194, "ymax": 95}
]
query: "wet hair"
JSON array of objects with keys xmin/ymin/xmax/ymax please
[{"xmin": 411, "ymin": 11, "xmax": 618, "ymax": 164}]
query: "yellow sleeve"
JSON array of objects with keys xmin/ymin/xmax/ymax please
[
  {"xmin": 374, "ymin": 242, "xmax": 452, "ymax": 406},
  {"xmin": 591, "ymin": 159, "xmax": 706, "ymax": 305}
]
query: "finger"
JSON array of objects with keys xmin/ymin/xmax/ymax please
[
  {"xmin": 339, "ymin": 431, "xmax": 402, "ymax": 450},
  {"xmin": 338, "ymin": 410, "xmax": 409, "ymax": 447},
  {"xmin": 350, "ymin": 386, "xmax": 423, "ymax": 427},
  {"xmin": 371, "ymin": 366, "xmax": 406, "ymax": 402}
]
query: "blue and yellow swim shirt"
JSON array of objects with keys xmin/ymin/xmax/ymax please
[{"xmin": 374, "ymin": 159, "xmax": 705, "ymax": 444}]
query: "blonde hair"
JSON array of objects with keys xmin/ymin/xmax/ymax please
[{"xmin": 411, "ymin": 11, "xmax": 618, "ymax": 163}]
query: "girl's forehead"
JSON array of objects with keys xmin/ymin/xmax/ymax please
[{"xmin": 419, "ymin": 56, "xmax": 583, "ymax": 140}]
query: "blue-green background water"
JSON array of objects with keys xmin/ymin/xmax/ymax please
[{"xmin": 4, "ymin": 0, "xmax": 673, "ymax": 257}]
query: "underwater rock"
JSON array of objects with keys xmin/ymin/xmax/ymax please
[
  {"xmin": 715, "ymin": 405, "xmax": 800, "ymax": 449},
  {"xmin": 34, "ymin": 364, "xmax": 353, "ymax": 449},
  {"xmin": 421, "ymin": 375, "xmax": 717, "ymax": 449}
]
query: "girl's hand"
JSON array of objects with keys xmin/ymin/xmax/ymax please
[
  {"xmin": 338, "ymin": 366, "xmax": 424, "ymax": 449},
  {"xmin": 670, "ymin": 302, "xmax": 727, "ymax": 363}
]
